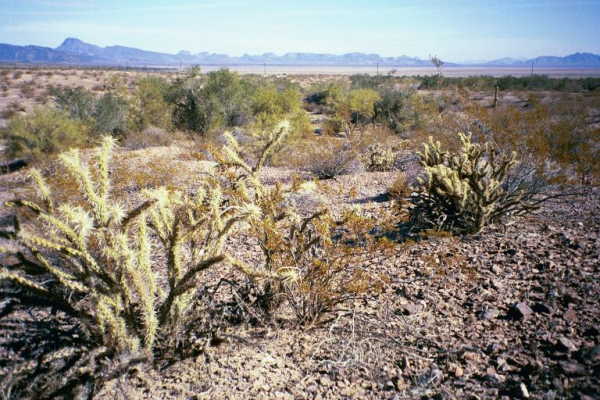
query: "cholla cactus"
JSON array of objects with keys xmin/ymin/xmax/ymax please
[
  {"xmin": 363, "ymin": 143, "xmax": 396, "ymax": 172},
  {"xmin": 0, "ymin": 136, "xmax": 255, "ymax": 397},
  {"xmin": 411, "ymin": 133, "xmax": 542, "ymax": 234}
]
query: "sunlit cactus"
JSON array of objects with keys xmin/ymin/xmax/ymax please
[{"xmin": 411, "ymin": 132, "xmax": 543, "ymax": 234}]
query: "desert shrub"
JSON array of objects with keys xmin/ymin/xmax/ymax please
[
  {"xmin": 418, "ymin": 74, "xmax": 447, "ymax": 89},
  {"xmin": 332, "ymin": 88, "xmax": 381, "ymax": 138},
  {"xmin": 250, "ymin": 85, "xmax": 303, "ymax": 133},
  {"xmin": 303, "ymin": 138, "xmax": 362, "ymax": 179},
  {"xmin": 128, "ymin": 76, "xmax": 172, "ymax": 132},
  {"xmin": 5, "ymin": 107, "xmax": 90, "ymax": 160},
  {"xmin": 412, "ymin": 75, "xmax": 600, "ymax": 92},
  {"xmin": 374, "ymin": 89, "xmax": 427, "ymax": 135},
  {"xmin": 388, "ymin": 172, "xmax": 411, "ymax": 202},
  {"xmin": 468, "ymin": 102, "xmax": 600, "ymax": 184},
  {"xmin": 304, "ymin": 82, "xmax": 348, "ymax": 115},
  {"xmin": 12, "ymin": 71, "xmax": 23, "ymax": 80},
  {"xmin": 50, "ymin": 86, "xmax": 96, "ymax": 121},
  {"xmin": 0, "ymin": 101, "xmax": 26, "ymax": 120},
  {"xmin": 170, "ymin": 69, "xmax": 252, "ymax": 135},
  {"xmin": 253, "ymin": 208, "xmax": 389, "ymax": 325},
  {"xmin": 122, "ymin": 126, "xmax": 187, "ymax": 150},
  {"xmin": 211, "ymin": 126, "xmax": 391, "ymax": 325},
  {"xmin": 362, "ymin": 143, "xmax": 396, "ymax": 172},
  {"xmin": 349, "ymin": 74, "xmax": 395, "ymax": 90},
  {"xmin": 50, "ymin": 86, "xmax": 129, "ymax": 137},
  {"xmin": 19, "ymin": 81, "xmax": 36, "ymax": 98},
  {"xmin": 92, "ymin": 92, "xmax": 129, "ymax": 136},
  {"xmin": 410, "ymin": 133, "xmax": 556, "ymax": 234},
  {"xmin": 0, "ymin": 137, "xmax": 259, "ymax": 397}
]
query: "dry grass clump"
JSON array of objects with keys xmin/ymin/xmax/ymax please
[
  {"xmin": 18, "ymin": 81, "xmax": 35, "ymax": 99},
  {"xmin": 302, "ymin": 138, "xmax": 362, "ymax": 179},
  {"xmin": 121, "ymin": 126, "xmax": 188, "ymax": 150}
]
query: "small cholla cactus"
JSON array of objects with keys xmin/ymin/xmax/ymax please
[
  {"xmin": 363, "ymin": 143, "xmax": 396, "ymax": 172},
  {"xmin": 410, "ymin": 133, "xmax": 546, "ymax": 234},
  {"xmin": 0, "ymin": 136, "xmax": 256, "ymax": 397}
]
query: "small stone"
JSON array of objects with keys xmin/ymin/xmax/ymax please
[
  {"xmin": 491, "ymin": 279, "xmax": 503, "ymax": 290},
  {"xmin": 449, "ymin": 363, "xmax": 464, "ymax": 377},
  {"xmin": 559, "ymin": 361, "xmax": 586, "ymax": 376},
  {"xmin": 519, "ymin": 383, "xmax": 530, "ymax": 398},
  {"xmin": 398, "ymin": 302, "xmax": 422, "ymax": 315},
  {"xmin": 586, "ymin": 345, "xmax": 600, "ymax": 362},
  {"xmin": 307, "ymin": 385, "xmax": 318, "ymax": 393},
  {"xmin": 564, "ymin": 308, "xmax": 577, "ymax": 321},
  {"xmin": 556, "ymin": 337, "xmax": 578, "ymax": 352},
  {"xmin": 463, "ymin": 351, "xmax": 480, "ymax": 362},
  {"xmin": 384, "ymin": 380, "xmax": 395, "ymax": 390},
  {"xmin": 510, "ymin": 302, "xmax": 533, "ymax": 319},
  {"xmin": 583, "ymin": 326, "xmax": 599, "ymax": 337},
  {"xmin": 479, "ymin": 308, "xmax": 499, "ymax": 320},
  {"xmin": 484, "ymin": 373, "xmax": 505, "ymax": 384},
  {"xmin": 319, "ymin": 376, "xmax": 333, "ymax": 387}
]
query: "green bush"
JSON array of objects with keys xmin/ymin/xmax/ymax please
[
  {"xmin": 171, "ymin": 69, "xmax": 252, "ymax": 135},
  {"xmin": 349, "ymin": 74, "xmax": 395, "ymax": 90},
  {"xmin": 129, "ymin": 76, "xmax": 173, "ymax": 131},
  {"xmin": 50, "ymin": 86, "xmax": 130, "ymax": 138},
  {"xmin": 51, "ymin": 86, "xmax": 96, "ymax": 122},
  {"xmin": 334, "ymin": 88, "xmax": 381, "ymax": 137},
  {"xmin": 93, "ymin": 92, "xmax": 129, "ymax": 136},
  {"xmin": 5, "ymin": 107, "xmax": 90, "ymax": 160},
  {"xmin": 373, "ymin": 89, "xmax": 414, "ymax": 134}
]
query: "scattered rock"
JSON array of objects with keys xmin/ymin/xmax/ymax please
[
  {"xmin": 478, "ymin": 308, "xmax": 499, "ymax": 320},
  {"xmin": 509, "ymin": 302, "xmax": 533, "ymax": 319},
  {"xmin": 398, "ymin": 302, "xmax": 423, "ymax": 315},
  {"xmin": 585, "ymin": 345, "xmax": 600, "ymax": 362},
  {"xmin": 558, "ymin": 361, "xmax": 586, "ymax": 376},
  {"xmin": 318, "ymin": 376, "xmax": 333, "ymax": 387},
  {"xmin": 556, "ymin": 337, "xmax": 578, "ymax": 353}
]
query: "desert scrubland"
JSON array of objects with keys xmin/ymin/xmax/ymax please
[{"xmin": 0, "ymin": 66, "xmax": 599, "ymax": 399}]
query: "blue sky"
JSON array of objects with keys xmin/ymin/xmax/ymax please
[{"xmin": 1, "ymin": 0, "xmax": 599, "ymax": 61}]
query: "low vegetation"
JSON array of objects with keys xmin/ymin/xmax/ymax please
[{"xmin": 0, "ymin": 67, "xmax": 598, "ymax": 399}]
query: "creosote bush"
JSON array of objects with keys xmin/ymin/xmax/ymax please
[
  {"xmin": 5, "ymin": 107, "xmax": 90, "ymax": 161},
  {"xmin": 0, "ymin": 137, "xmax": 259, "ymax": 397},
  {"xmin": 410, "ymin": 133, "xmax": 556, "ymax": 234}
]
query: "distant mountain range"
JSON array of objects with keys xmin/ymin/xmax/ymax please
[{"xmin": 1, "ymin": 37, "xmax": 600, "ymax": 68}]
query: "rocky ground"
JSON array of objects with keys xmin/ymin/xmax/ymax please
[{"xmin": 0, "ymin": 146, "xmax": 599, "ymax": 400}]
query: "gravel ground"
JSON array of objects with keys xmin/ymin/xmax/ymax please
[{"xmin": 1, "ymin": 147, "xmax": 598, "ymax": 400}]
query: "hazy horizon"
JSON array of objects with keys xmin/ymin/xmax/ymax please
[{"xmin": 1, "ymin": 0, "xmax": 600, "ymax": 62}]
